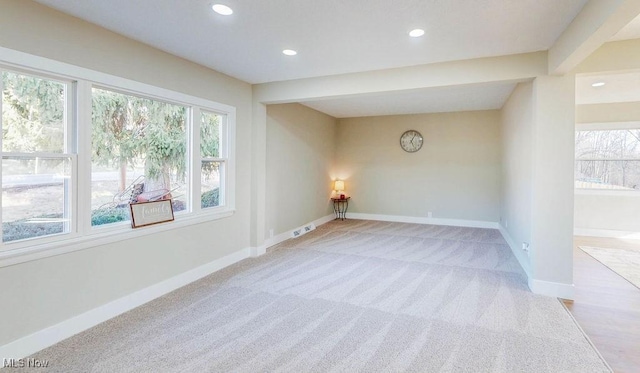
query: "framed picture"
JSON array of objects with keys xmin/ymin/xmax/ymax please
[{"xmin": 129, "ymin": 200, "xmax": 174, "ymax": 228}]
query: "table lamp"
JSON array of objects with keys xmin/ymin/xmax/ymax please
[{"xmin": 334, "ymin": 180, "xmax": 345, "ymax": 199}]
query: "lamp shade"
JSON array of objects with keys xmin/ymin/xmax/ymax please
[{"xmin": 334, "ymin": 180, "xmax": 345, "ymax": 191}]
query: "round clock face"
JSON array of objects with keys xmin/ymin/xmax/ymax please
[{"xmin": 400, "ymin": 130, "xmax": 423, "ymax": 153}]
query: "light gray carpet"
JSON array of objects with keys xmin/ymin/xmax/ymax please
[
  {"xmin": 11, "ymin": 220, "xmax": 610, "ymax": 372},
  {"xmin": 580, "ymin": 245, "xmax": 640, "ymax": 289}
]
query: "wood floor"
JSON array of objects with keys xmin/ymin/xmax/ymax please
[{"xmin": 564, "ymin": 236, "xmax": 640, "ymax": 373}]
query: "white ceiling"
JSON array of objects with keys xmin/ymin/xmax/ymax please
[
  {"xmin": 302, "ymin": 82, "xmax": 519, "ymax": 118},
  {"xmin": 576, "ymin": 71, "xmax": 640, "ymax": 105},
  {"xmin": 35, "ymin": 0, "xmax": 587, "ymax": 85},
  {"xmin": 46, "ymin": 0, "xmax": 640, "ymax": 118}
]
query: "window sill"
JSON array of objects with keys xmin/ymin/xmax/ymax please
[
  {"xmin": 575, "ymin": 188, "xmax": 640, "ymax": 196},
  {"xmin": 0, "ymin": 208, "xmax": 235, "ymax": 268}
]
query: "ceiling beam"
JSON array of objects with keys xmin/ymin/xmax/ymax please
[
  {"xmin": 574, "ymin": 38, "xmax": 640, "ymax": 74},
  {"xmin": 548, "ymin": 0, "xmax": 640, "ymax": 75},
  {"xmin": 253, "ymin": 52, "xmax": 546, "ymax": 104}
]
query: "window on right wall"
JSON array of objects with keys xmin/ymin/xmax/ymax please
[
  {"xmin": 200, "ymin": 111, "xmax": 225, "ymax": 210},
  {"xmin": 575, "ymin": 128, "xmax": 640, "ymax": 190}
]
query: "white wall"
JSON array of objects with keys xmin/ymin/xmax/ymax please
[
  {"xmin": 0, "ymin": 0, "xmax": 252, "ymax": 346},
  {"xmin": 500, "ymin": 76, "xmax": 576, "ymax": 298},
  {"xmin": 575, "ymin": 192, "xmax": 640, "ymax": 233},
  {"xmin": 265, "ymin": 103, "xmax": 336, "ymax": 236},
  {"xmin": 335, "ymin": 111, "xmax": 501, "ymax": 223},
  {"xmin": 500, "ymin": 82, "xmax": 534, "ymax": 276},
  {"xmin": 530, "ymin": 75, "xmax": 576, "ymax": 294},
  {"xmin": 576, "ymin": 102, "xmax": 640, "ymax": 123}
]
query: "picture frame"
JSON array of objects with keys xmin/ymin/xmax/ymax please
[{"xmin": 129, "ymin": 199, "xmax": 175, "ymax": 228}]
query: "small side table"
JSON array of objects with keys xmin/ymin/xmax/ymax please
[{"xmin": 331, "ymin": 197, "xmax": 350, "ymax": 221}]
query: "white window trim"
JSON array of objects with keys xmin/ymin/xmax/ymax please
[
  {"xmin": 575, "ymin": 121, "xmax": 640, "ymax": 131},
  {"xmin": 193, "ymin": 109, "xmax": 230, "ymax": 213},
  {"xmin": 575, "ymin": 188, "xmax": 640, "ymax": 196},
  {"xmin": 0, "ymin": 47, "xmax": 237, "ymax": 267},
  {"xmin": 574, "ymin": 121, "xmax": 640, "ymax": 195}
]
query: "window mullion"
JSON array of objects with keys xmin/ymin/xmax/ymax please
[
  {"xmin": 576, "ymin": 158, "xmax": 640, "ymax": 161},
  {"xmin": 220, "ymin": 114, "xmax": 228, "ymax": 158},
  {"xmin": 219, "ymin": 160, "xmax": 226, "ymax": 207},
  {"xmin": 0, "ymin": 71, "xmax": 4, "ymax": 248},
  {"xmin": 76, "ymin": 81, "xmax": 92, "ymax": 235},
  {"xmin": 191, "ymin": 107, "xmax": 202, "ymax": 214},
  {"xmin": 1, "ymin": 152, "xmax": 72, "ymax": 158},
  {"xmin": 65, "ymin": 81, "xmax": 75, "ymax": 237},
  {"xmin": 225, "ymin": 111, "xmax": 236, "ymax": 210}
]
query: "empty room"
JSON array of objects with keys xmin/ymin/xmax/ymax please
[{"xmin": 1, "ymin": 0, "xmax": 639, "ymax": 372}]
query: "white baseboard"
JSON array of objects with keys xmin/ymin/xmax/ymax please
[
  {"xmin": 347, "ymin": 213, "xmax": 499, "ymax": 229},
  {"xmin": 499, "ymin": 224, "xmax": 574, "ymax": 300},
  {"xmin": 497, "ymin": 224, "xmax": 517, "ymax": 251},
  {"xmin": 497, "ymin": 224, "xmax": 532, "ymax": 279},
  {"xmin": 309, "ymin": 214, "xmax": 335, "ymax": 229},
  {"xmin": 249, "ymin": 246, "xmax": 266, "ymax": 257},
  {"xmin": 574, "ymin": 227, "xmax": 640, "ymax": 239},
  {"xmin": 0, "ymin": 247, "xmax": 251, "ymax": 360},
  {"xmin": 529, "ymin": 278, "xmax": 575, "ymax": 300},
  {"xmin": 252, "ymin": 214, "xmax": 334, "ymax": 255}
]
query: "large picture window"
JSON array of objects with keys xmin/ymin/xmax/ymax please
[
  {"xmin": 0, "ymin": 55, "xmax": 235, "ymax": 255},
  {"xmin": 90, "ymin": 88, "xmax": 188, "ymax": 227},
  {"xmin": 575, "ymin": 128, "xmax": 640, "ymax": 190}
]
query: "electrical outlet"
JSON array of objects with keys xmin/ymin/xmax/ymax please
[
  {"xmin": 505, "ymin": 220, "xmax": 508, "ymax": 228},
  {"xmin": 427, "ymin": 211, "xmax": 433, "ymax": 218},
  {"xmin": 269, "ymin": 228, "xmax": 274, "ymax": 238},
  {"xmin": 522, "ymin": 242, "xmax": 529, "ymax": 252}
]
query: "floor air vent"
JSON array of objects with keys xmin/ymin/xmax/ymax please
[{"xmin": 291, "ymin": 223, "xmax": 316, "ymax": 238}]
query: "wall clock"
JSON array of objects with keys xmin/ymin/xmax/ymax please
[{"xmin": 400, "ymin": 130, "xmax": 423, "ymax": 153}]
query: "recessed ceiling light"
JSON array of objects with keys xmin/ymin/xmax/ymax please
[
  {"xmin": 409, "ymin": 29, "xmax": 425, "ymax": 38},
  {"xmin": 212, "ymin": 4, "xmax": 233, "ymax": 15},
  {"xmin": 591, "ymin": 82, "xmax": 605, "ymax": 87},
  {"xmin": 282, "ymin": 49, "xmax": 297, "ymax": 56}
]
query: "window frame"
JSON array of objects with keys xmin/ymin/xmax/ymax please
[
  {"xmin": 0, "ymin": 47, "xmax": 236, "ymax": 266},
  {"xmin": 196, "ymin": 109, "xmax": 228, "ymax": 212},
  {"xmin": 1, "ymin": 68, "xmax": 78, "ymax": 244},
  {"xmin": 88, "ymin": 84, "xmax": 191, "ymax": 230},
  {"xmin": 575, "ymin": 121, "xmax": 640, "ymax": 195}
]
